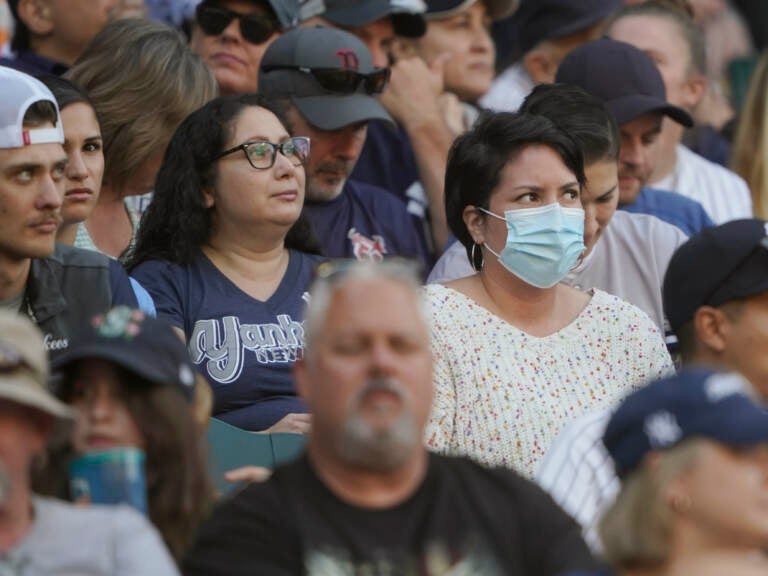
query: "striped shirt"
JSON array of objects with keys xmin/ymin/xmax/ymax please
[
  {"xmin": 652, "ymin": 144, "xmax": 753, "ymax": 224},
  {"xmin": 535, "ymin": 409, "xmax": 617, "ymax": 552}
]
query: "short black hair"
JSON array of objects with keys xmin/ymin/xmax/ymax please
[
  {"xmin": 22, "ymin": 100, "xmax": 58, "ymax": 129},
  {"xmin": 445, "ymin": 111, "xmax": 586, "ymax": 270},
  {"xmin": 520, "ymin": 83, "xmax": 620, "ymax": 165},
  {"xmin": 37, "ymin": 75, "xmax": 94, "ymax": 112}
]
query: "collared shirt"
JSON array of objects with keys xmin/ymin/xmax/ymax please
[
  {"xmin": 0, "ymin": 50, "xmax": 67, "ymax": 76},
  {"xmin": 479, "ymin": 62, "xmax": 535, "ymax": 112},
  {"xmin": 621, "ymin": 186, "xmax": 714, "ymax": 237}
]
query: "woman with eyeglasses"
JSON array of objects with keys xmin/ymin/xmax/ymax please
[
  {"xmin": 189, "ymin": 0, "xmax": 296, "ymax": 96},
  {"xmin": 129, "ymin": 93, "xmax": 323, "ymax": 434},
  {"xmin": 424, "ymin": 112, "xmax": 672, "ymax": 477}
]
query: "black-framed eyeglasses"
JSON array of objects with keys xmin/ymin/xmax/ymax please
[
  {"xmin": 195, "ymin": 3, "xmax": 278, "ymax": 45},
  {"xmin": 215, "ymin": 137, "xmax": 310, "ymax": 170},
  {"xmin": 262, "ymin": 65, "xmax": 391, "ymax": 95}
]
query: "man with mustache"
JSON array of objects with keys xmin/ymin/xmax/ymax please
[
  {"xmin": 184, "ymin": 259, "xmax": 597, "ymax": 575},
  {"xmin": 259, "ymin": 26, "xmax": 430, "ymax": 266},
  {"xmin": 0, "ymin": 67, "xmax": 137, "ymax": 358}
]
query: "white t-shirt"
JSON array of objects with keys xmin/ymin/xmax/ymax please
[
  {"xmin": 652, "ymin": 144, "xmax": 753, "ymax": 224},
  {"xmin": 427, "ymin": 211, "xmax": 687, "ymax": 332},
  {"xmin": 479, "ymin": 62, "xmax": 534, "ymax": 112},
  {"xmin": 2, "ymin": 496, "xmax": 179, "ymax": 575}
]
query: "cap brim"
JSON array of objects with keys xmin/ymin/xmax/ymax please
[
  {"xmin": 0, "ymin": 378, "xmax": 74, "ymax": 445},
  {"xmin": 392, "ymin": 12, "xmax": 426, "ymax": 37},
  {"xmin": 606, "ymin": 94, "xmax": 693, "ymax": 128},
  {"xmin": 293, "ymin": 94, "xmax": 394, "ymax": 130},
  {"xmin": 426, "ymin": 0, "xmax": 518, "ymax": 21},
  {"xmin": 323, "ymin": 1, "xmax": 392, "ymax": 27},
  {"xmin": 707, "ymin": 401, "xmax": 768, "ymax": 448},
  {"xmin": 52, "ymin": 343, "xmax": 171, "ymax": 389}
]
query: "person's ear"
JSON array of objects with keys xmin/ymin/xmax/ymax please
[
  {"xmin": 693, "ymin": 305, "xmax": 730, "ymax": 354},
  {"xmin": 463, "ymin": 205, "xmax": 488, "ymax": 245},
  {"xmin": 523, "ymin": 47, "xmax": 558, "ymax": 84},
  {"xmin": 684, "ymin": 73, "xmax": 708, "ymax": 110},
  {"xmin": 202, "ymin": 186, "xmax": 215, "ymax": 209},
  {"xmin": 18, "ymin": 0, "xmax": 55, "ymax": 36}
]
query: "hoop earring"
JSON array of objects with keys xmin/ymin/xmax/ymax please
[{"xmin": 471, "ymin": 242, "xmax": 484, "ymax": 272}]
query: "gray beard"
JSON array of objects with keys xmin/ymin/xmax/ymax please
[{"xmin": 335, "ymin": 378, "xmax": 419, "ymax": 472}]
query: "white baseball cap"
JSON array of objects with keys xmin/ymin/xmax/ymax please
[{"xmin": 0, "ymin": 67, "xmax": 64, "ymax": 150}]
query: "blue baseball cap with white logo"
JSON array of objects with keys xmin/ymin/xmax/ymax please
[{"xmin": 603, "ymin": 368, "xmax": 768, "ymax": 478}]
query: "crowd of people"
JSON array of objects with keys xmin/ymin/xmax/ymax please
[{"xmin": 1, "ymin": 0, "xmax": 768, "ymax": 573}]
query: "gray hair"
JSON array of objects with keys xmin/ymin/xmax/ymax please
[{"xmin": 303, "ymin": 259, "xmax": 429, "ymax": 358}]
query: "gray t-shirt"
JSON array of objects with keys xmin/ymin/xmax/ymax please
[{"xmin": 1, "ymin": 496, "xmax": 179, "ymax": 576}]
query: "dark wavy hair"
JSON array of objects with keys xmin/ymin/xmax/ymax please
[
  {"xmin": 127, "ymin": 93, "xmax": 321, "ymax": 269},
  {"xmin": 445, "ymin": 111, "xmax": 586, "ymax": 271},
  {"xmin": 37, "ymin": 75, "xmax": 95, "ymax": 112}
]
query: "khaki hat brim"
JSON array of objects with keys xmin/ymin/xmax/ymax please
[{"xmin": 0, "ymin": 377, "xmax": 74, "ymax": 445}]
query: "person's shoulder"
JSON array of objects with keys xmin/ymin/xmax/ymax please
[
  {"xmin": 588, "ymin": 289, "xmax": 660, "ymax": 329},
  {"xmin": 610, "ymin": 210, "xmax": 688, "ymax": 245},
  {"xmin": 131, "ymin": 257, "xmax": 188, "ymax": 276},
  {"xmin": 346, "ymin": 179, "xmax": 409, "ymax": 211},
  {"xmin": 679, "ymin": 145, "xmax": 749, "ymax": 186},
  {"xmin": 50, "ymin": 243, "xmax": 111, "ymax": 270},
  {"xmin": 34, "ymin": 495, "xmax": 154, "ymax": 535}
]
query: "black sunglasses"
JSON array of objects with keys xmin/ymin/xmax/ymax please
[
  {"xmin": 262, "ymin": 65, "xmax": 391, "ymax": 95},
  {"xmin": 215, "ymin": 137, "xmax": 311, "ymax": 170},
  {"xmin": 195, "ymin": 3, "xmax": 278, "ymax": 45}
]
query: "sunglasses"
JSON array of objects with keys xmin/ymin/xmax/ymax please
[
  {"xmin": 263, "ymin": 66, "xmax": 391, "ymax": 95},
  {"xmin": 195, "ymin": 3, "xmax": 278, "ymax": 45},
  {"xmin": 215, "ymin": 137, "xmax": 311, "ymax": 170}
]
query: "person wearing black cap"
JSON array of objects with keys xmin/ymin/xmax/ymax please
[
  {"xmin": 536, "ymin": 217, "xmax": 768, "ymax": 553},
  {"xmin": 47, "ymin": 306, "xmax": 212, "ymax": 564},
  {"xmin": 0, "ymin": 310, "xmax": 180, "ymax": 575},
  {"xmin": 189, "ymin": 0, "xmax": 300, "ymax": 95},
  {"xmin": 259, "ymin": 26, "xmax": 431, "ymax": 265},
  {"xmin": 556, "ymin": 38, "xmax": 715, "ymax": 237},
  {"xmin": 568, "ymin": 368, "xmax": 768, "ymax": 576},
  {"xmin": 0, "ymin": 0, "xmax": 119, "ymax": 75},
  {"xmin": 481, "ymin": 0, "xmax": 620, "ymax": 113},
  {"xmin": 606, "ymin": 0, "xmax": 752, "ymax": 224}
]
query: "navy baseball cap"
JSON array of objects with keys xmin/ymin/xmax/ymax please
[
  {"xmin": 424, "ymin": 0, "xmax": 518, "ymax": 21},
  {"xmin": 663, "ymin": 219, "xmax": 768, "ymax": 333},
  {"xmin": 200, "ymin": 0, "xmax": 301, "ymax": 29},
  {"xmin": 556, "ymin": 38, "xmax": 693, "ymax": 128},
  {"xmin": 259, "ymin": 26, "xmax": 393, "ymax": 130},
  {"xmin": 300, "ymin": 0, "xmax": 427, "ymax": 38},
  {"xmin": 513, "ymin": 0, "xmax": 621, "ymax": 54},
  {"xmin": 604, "ymin": 368, "xmax": 768, "ymax": 478},
  {"xmin": 52, "ymin": 307, "xmax": 197, "ymax": 401}
]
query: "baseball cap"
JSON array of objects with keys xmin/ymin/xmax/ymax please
[
  {"xmin": 0, "ymin": 311, "xmax": 74, "ymax": 445},
  {"xmin": 259, "ymin": 26, "xmax": 394, "ymax": 130},
  {"xmin": 556, "ymin": 38, "xmax": 693, "ymax": 128},
  {"xmin": 663, "ymin": 219, "xmax": 768, "ymax": 333},
  {"xmin": 514, "ymin": 0, "xmax": 621, "ymax": 55},
  {"xmin": 424, "ymin": 0, "xmax": 518, "ymax": 21},
  {"xmin": 52, "ymin": 307, "xmax": 197, "ymax": 401},
  {"xmin": 603, "ymin": 368, "xmax": 768, "ymax": 478},
  {"xmin": 300, "ymin": 0, "xmax": 427, "ymax": 38},
  {"xmin": 199, "ymin": 0, "xmax": 301, "ymax": 29},
  {"xmin": 0, "ymin": 67, "xmax": 64, "ymax": 149}
]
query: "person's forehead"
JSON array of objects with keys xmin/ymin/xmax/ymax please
[
  {"xmin": 609, "ymin": 14, "xmax": 690, "ymax": 60},
  {"xmin": 619, "ymin": 112, "xmax": 663, "ymax": 134},
  {"xmin": 0, "ymin": 142, "xmax": 67, "ymax": 170},
  {"xmin": 323, "ymin": 278, "xmax": 425, "ymax": 331}
]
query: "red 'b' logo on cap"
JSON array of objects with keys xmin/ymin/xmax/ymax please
[{"xmin": 336, "ymin": 49, "xmax": 359, "ymax": 71}]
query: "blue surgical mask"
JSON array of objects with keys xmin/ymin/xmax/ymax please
[{"xmin": 480, "ymin": 203, "xmax": 586, "ymax": 289}]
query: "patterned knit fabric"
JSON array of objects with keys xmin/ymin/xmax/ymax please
[{"xmin": 424, "ymin": 284, "xmax": 674, "ymax": 477}]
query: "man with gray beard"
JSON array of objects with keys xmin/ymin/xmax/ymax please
[{"xmin": 183, "ymin": 260, "xmax": 596, "ymax": 576}]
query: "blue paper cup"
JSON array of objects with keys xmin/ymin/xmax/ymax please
[{"xmin": 68, "ymin": 448, "xmax": 147, "ymax": 514}]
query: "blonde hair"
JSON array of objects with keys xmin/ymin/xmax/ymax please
[
  {"xmin": 599, "ymin": 439, "xmax": 702, "ymax": 569},
  {"xmin": 66, "ymin": 18, "xmax": 218, "ymax": 192},
  {"xmin": 732, "ymin": 51, "xmax": 768, "ymax": 219}
]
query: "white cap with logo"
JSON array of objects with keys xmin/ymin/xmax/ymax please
[{"xmin": 0, "ymin": 67, "xmax": 64, "ymax": 149}]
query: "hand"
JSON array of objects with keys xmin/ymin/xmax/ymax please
[
  {"xmin": 380, "ymin": 53, "xmax": 451, "ymax": 128},
  {"xmin": 224, "ymin": 466, "xmax": 273, "ymax": 484},
  {"xmin": 437, "ymin": 92, "xmax": 466, "ymax": 137},
  {"xmin": 263, "ymin": 413, "xmax": 312, "ymax": 434}
]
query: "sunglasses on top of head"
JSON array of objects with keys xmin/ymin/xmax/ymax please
[
  {"xmin": 195, "ymin": 2, "xmax": 279, "ymax": 45},
  {"xmin": 263, "ymin": 65, "xmax": 391, "ymax": 95}
]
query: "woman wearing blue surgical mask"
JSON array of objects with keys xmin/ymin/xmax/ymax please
[{"xmin": 424, "ymin": 112, "xmax": 673, "ymax": 478}]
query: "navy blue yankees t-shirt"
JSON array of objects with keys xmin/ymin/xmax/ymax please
[
  {"xmin": 304, "ymin": 179, "xmax": 430, "ymax": 269},
  {"xmin": 132, "ymin": 249, "xmax": 323, "ymax": 431}
]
